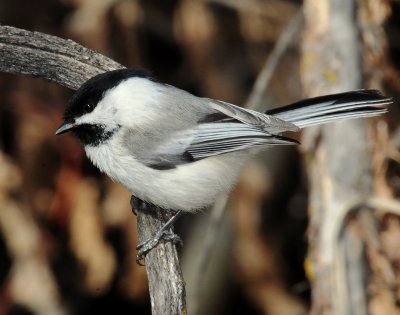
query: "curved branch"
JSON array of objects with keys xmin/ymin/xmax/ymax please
[
  {"xmin": 0, "ymin": 25, "xmax": 186, "ymax": 315},
  {"xmin": 0, "ymin": 26, "xmax": 123, "ymax": 89}
]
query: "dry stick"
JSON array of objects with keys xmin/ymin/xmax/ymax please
[
  {"xmin": 188, "ymin": 11, "xmax": 303, "ymax": 314},
  {"xmin": 0, "ymin": 25, "xmax": 186, "ymax": 315},
  {"xmin": 246, "ymin": 10, "xmax": 303, "ymax": 111}
]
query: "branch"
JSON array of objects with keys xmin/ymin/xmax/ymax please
[
  {"xmin": 246, "ymin": 10, "xmax": 303, "ymax": 111},
  {"xmin": 0, "ymin": 25, "xmax": 186, "ymax": 315},
  {"xmin": 0, "ymin": 26, "xmax": 123, "ymax": 88},
  {"xmin": 136, "ymin": 207, "xmax": 186, "ymax": 314},
  {"xmin": 301, "ymin": 1, "xmax": 384, "ymax": 314}
]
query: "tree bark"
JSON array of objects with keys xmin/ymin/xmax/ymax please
[
  {"xmin": 0, "ymin": 25, "xmax": 186, "ymax": 315},
  {"xmin": 301, "ymin": 1, "xmax": 387, "ymax": 315},
  {"xmin": 136, "ymin": 207, "xmax": 186, "ymax": 315}
]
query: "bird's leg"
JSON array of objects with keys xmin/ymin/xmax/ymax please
[{"xmin": 130, "ymin": 195, "xmax": 183, "ymax": 265}]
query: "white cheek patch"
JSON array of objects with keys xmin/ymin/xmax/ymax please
[
  {"xmin": 75, "ymin": 77, "xmax": 165, "ymax": 132},
  {"xmin": 101, "ymin": 78, "xmax": 165, "ymax": 127}
]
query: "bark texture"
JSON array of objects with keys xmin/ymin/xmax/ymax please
[{"xmin": 301, "ymin": 1, "xmax": 391, "ymax": 315}]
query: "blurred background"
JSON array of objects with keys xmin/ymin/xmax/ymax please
[{"xmin": 0, "ymin": 0, "xmax": 399, "ymax": 314}]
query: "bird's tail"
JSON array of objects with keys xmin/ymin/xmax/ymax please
[{"xmin": 266, "ymin": 90, "xmax": 391, "ymax": 129}]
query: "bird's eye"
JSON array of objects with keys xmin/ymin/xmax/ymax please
[{"xmin": 85, "ymin": 103, "xmax": 95, "ymax": 113}]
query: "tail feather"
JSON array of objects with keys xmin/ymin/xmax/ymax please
[{"xmin": 266, "ymin": 90, "xmax": 391, "ymax": 129}]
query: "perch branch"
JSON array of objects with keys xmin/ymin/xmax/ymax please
[{"xmin": 0, "ymin": 25, "xmax": 186, "ymax": 315}]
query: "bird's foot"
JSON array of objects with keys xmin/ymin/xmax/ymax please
[
  {"xmin": 136, "ymin": 229, "xmax": 183, "ymax": 265},
  {"xmin": 135, "ymin": 209, "xmax": 184, "ymax": 265}
]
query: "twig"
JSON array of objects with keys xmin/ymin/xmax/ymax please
[
  {"xmin": 348, "ymin": 196, "xmax": 400, "ymax": 219},
  {"xmin": 0, "ymin": 25, "xmax": 186, "ymax": 315},
  {"xmin": 186, "ymin": 194, "xmax": 228, "ymax": 315},
  {"xmin": 312, "ymin": 197, "xmax": 398, "ymax": 314},
  {"xmin": 246, "ymin": 10, "xmax": 303, "ymax": 111}
]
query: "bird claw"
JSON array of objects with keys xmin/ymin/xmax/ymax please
[
  {"xmin": 130, "ymin": 195, "xmax": 184, "ymax": 265},
  {"xmin": 136, "ymin": 230, "xmax": 183, "ymax": 265}
]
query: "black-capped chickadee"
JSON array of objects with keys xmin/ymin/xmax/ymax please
[{"xmin": 56, "ymin": 69, "xmax": 391, "ymax": 213}]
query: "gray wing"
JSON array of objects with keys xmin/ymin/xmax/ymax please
[
  {"xmin": 134, "ymin": 96, "xmax": 300, "ymax": 170},
  {"xmin": 186, "ymin": 122, "xmax": 298, "ymax": 159},
  {"xmin": 140, "ymin": 121, "xmax": 298, "ymax": 170}
]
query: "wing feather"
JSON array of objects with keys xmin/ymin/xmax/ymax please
[
  {"xmin": 134, "ymin": 97, "xmax": 303, "ymax": 170},
  {"xmin": 139, "ymin": 122, "xmax": 298, "ymax": 169},
  {"xmin": 207, "ymin": 99, "xmax": 300, "ymax": 133},
  {"xmin": 187, "ymin": 122, "xmax": 297, "ymax": 159}
]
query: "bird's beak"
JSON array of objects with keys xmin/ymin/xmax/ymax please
[{"xmin": 55, "ymin": 121, "xmax": 76, "ymax": 135}]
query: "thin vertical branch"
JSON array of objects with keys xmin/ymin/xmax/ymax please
[
  {"xmin": 246, "ymin": 10, "xmax": 303, "ymax": 111},
  {"xmin": 136, "ymin": 206, "xmax": 186, "ymax": 315}
]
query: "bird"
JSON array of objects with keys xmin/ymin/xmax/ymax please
[{"xmin": 55, "ymin": 68, "xmax": 391, "ymax": 259}]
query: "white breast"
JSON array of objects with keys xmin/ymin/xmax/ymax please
[{"xmin": 84, "ymin": 143, "xmax": 248, "ymax": 212}]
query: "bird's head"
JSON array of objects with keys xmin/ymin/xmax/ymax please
[{"xmin": 56, "ymin": 68, "xmax": 157, "ymax": 146}]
